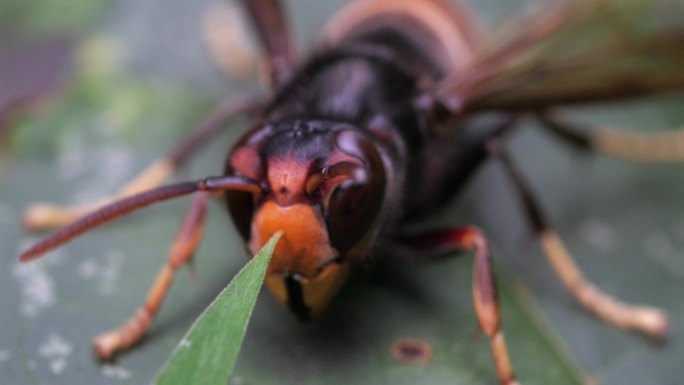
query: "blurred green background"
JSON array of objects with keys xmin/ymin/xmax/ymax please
[{"xmin": 1, "ymin": 0, "xmax": 684, "ymax": 384}]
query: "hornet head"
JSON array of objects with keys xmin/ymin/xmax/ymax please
[{"xmin": 225, "ymin": 120, "xmax": 387, "ymax": 320}]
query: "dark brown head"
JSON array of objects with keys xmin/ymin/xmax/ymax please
[{"xmin": 225, "ymin": 120, "xmax": 386, "ymax": 320}]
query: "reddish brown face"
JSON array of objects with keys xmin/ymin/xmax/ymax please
[{"xmin": 225, "ymin": 122, "xmax": 386, "ymax": 319}]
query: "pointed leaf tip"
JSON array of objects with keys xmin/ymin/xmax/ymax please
[{"xmin": 154, "ymin": 231, "xmax": 281, "ymax": 385}]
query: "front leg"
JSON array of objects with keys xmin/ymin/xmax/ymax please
[
  {"xmin": 93, "ymin": 192, "xmax": 209, "ymax": 359},
  {"xmin": 399, "ymin": 226, "xmax": 519, "ymax": 385}
]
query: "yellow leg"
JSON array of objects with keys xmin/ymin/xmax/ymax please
[
  {"xmin": 93, "ymin": 192, "xmax": 209, "ymax": 359},
  {"xmin": 540, "ymin": 231, "xmax": 667, "ymax": 339},
  {"xmin": 492, "ymin": 139, "xmax": 669, "ymax": 339},
  {"xmin": 592, "ymin": 127, "xmax": 684, "ymax": 163},
  {"xmin": 24, "ymin": 159, "xmax": 174, "ymax": 230},
  {"xmin": 23, "ymin": 97, "xmax": 258, "ymax": 231},
  {"xmin": 540, "ymin": 112, "xmax": 684, "ymax": 163}
]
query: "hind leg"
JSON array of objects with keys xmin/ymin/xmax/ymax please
[
  {"xmin": 489, "ymin": 139, "xmax": 668, "ymax": 339},
  {"xmin": 539, "ymin": 111, "xmax": 684, "ymax": 163}
]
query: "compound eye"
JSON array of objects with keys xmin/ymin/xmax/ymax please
[
  {"xmin": 325, "ymin": 131, "xmax": 386, "ymax": 253},
  {"xmin": 326, "ymin": 176, "xmax": 382, "ymax": 253}
]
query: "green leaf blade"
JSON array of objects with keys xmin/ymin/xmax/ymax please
[{"xmin": 154, "ymin": 232, "xmax": 281, "ymax": 385}]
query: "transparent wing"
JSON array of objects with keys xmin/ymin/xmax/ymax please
[{"xmin": 437, "ymin": 0, "xmax": 684, "ymax": 114}]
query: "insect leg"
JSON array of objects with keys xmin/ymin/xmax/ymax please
[
  {"xmin": 92, "ymin": 191, "xmax": 209, "ymax": 359},
  {"xmin": 239, "ymin": 0, "xmax": 297, "ymax": 86},
  {"xmin": 23, "ymin": 96, "xmax": 260, "ymax": 231},
  {"xmin": 396, "ymin": 227, "xmax": 519, "ymax": 385},
  {"xmin": 539, "ymin": 112, "xmax": 684, "ymax": 163},
  {"xmin": 489, "ymin": 140, "xmax": 668, "ymax": 339}
]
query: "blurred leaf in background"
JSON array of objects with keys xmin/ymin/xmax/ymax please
[{"xmin": 1, "ymin": 1, "xmax": 684, "ymax": 385}]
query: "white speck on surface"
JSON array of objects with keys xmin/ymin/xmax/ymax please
[
  {"xmin": 180, "ymin": 338, "xmax": 192, "ymax": 348},
  {"xmin": 101, "ymin": 364, "xmax": 131, "ymax": 380},
  {"xmin": 12, "ymin": 257, "xmax": 56, "ymax": 318},
  {"xmin": 644, "ymin": 233, "xmax": 684, "ymax": 277},
  {"xmin": 77, "ymin": 250, "xmax": 125, "ymax": 296},
  {"xmin": 579, "ymin": 219, "xmax": 618, "ymax": 254},
  {"xmin": 73, "ymin": 144, "xmax": 134, "ymax": 203},
  {"xmin": 97, "ymin": 145, "xmax": 134, "ymax": 183},
  {"xmin": 0, "ymin": 350, "xmax": 10, "ymax": 362},
  {"xmin": 39, "ymin": 333, "xmax": 72, "ymax": 357},
  {"xmin": 57, "ymin": 138, "xmax": 135, "ymax": 203},
  {"xmin": 38, "ymin": 333, "xmax": 72, "ymax": 375},
  {"xmin": 78, "ymin": 258, "xmax": 99, "ymax": 280},
  {"xmin": 50, "ymin": 358, "xmax": 68, "ymax": 375},
  {"xmin": 100, "ymin": 250, "xmax": 124, "ymax": 295}
]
